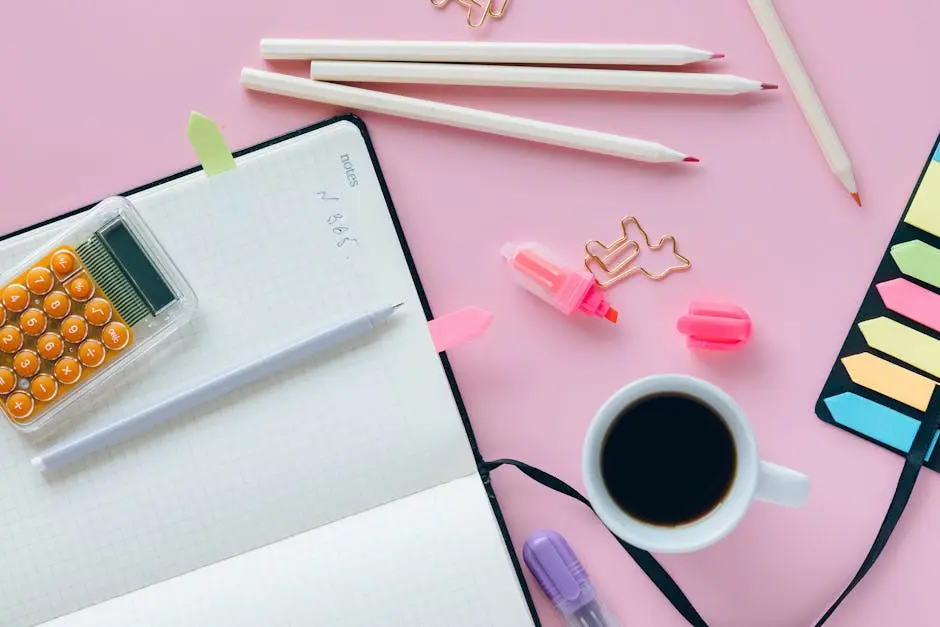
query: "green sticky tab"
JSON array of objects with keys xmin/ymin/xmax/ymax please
[
  {"xmin": 187, "ymin": 111, "xmax": 236, "ymax": 176},
  {"xmin": 891, "ymin": 240, "xmax": 940, "ymax": 290}
]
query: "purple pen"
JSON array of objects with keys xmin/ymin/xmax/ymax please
[{"xmin": 523, "ymin": 530, "xmax": 620, "ymax": 627}]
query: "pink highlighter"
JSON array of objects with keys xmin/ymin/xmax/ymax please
[{"xmin": 502, "ymin": 242, "xmax": 618, "ymax": 324}]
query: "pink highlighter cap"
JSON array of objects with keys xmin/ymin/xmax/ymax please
[
  {"xmin": 677, "ymin": 301, "xmax": 751, "ymax": 351},
  {"xmin": 501, "ymin": 242, "xmax": 617, "ymax": 324}
]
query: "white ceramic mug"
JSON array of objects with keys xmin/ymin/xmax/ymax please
[{"xmin": 582, "ymin": 374, "xmax": 810, "ymax": 553}]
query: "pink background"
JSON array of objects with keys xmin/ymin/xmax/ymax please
[{"xmin": 3, "ymin": 1, "xmax": 940, "ymax": 625}]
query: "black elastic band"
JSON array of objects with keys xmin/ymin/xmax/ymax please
[
  {"xmin": 813, "ymin": 397, "xmax": 940, "ymax": 625},
  {"xmin": 485, "ymin": 400, "xmax": 940, "ymax": 627},
  {"xmin": 481, "ymin": 458, "xmax": 708, "ymax": 627}
]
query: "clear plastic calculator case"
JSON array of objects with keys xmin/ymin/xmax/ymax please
[{"xmin": 0, "ymin": 196, "xmax": 196, "ymax": 433}]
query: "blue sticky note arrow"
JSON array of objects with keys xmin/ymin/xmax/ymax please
[{"xmin": 824, "ymin": 392, "xmax": 938, "ymax": 460}]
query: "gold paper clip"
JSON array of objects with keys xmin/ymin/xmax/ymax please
[
  {"xmin": 431, "ymin": 0, "xmax": 511, "ymax": 28},
  {"xmin": 584, "ymin": 216, "xmax": 691, "ymax": 289}
]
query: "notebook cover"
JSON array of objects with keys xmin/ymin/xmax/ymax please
[
  {"xmin": 816, "ymin": 133, "xmax": 940, "ymax": 472},
  {"xmin": 0, "ymin": 114, "xmax": 542, "ymax": 624}
]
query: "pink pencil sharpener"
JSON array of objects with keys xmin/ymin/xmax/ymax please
[{"xmin": 677, "ymin": 301, "xmax": 751, "ymax": 351}]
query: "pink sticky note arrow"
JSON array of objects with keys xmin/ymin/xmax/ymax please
[
  {"xmin": 877, "ymin": 278, "xmax": 940, "ymax": 333},
  {"xmin": 428, "ymin": 307, "xmax": 494, "ymax": 352}
]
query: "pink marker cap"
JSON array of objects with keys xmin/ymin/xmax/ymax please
[{"xmin": 677, "ymin": 301, "xmax": 751, "ymax": 351}]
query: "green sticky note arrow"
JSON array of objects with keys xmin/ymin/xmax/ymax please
[
  {"xmin": 187, "ymin": 111, "xmax": 236, "ymax": 176},
  {"xmin": 891, "ymin": 240, "xmax": 940, "ymax": 290}
]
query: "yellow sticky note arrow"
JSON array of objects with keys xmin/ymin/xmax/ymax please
[
  {"xmin": 187, "ymin": 111, "xmax": 236, "ymax": 176},
  {"xmin": 859, "ymin": 317, "xmax": 940, "ymax": 379},
  {"xmin": 841, "ymin": 352, "xmax": 935, "ymax": 411},
  {"xmin": 905, "ymin": 162, "xmax": 940, "ymax": 238}
]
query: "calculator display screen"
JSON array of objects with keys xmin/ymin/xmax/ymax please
[{"xmin": 100, "ymin": 221, "xmax": 176, "ymax": 314}]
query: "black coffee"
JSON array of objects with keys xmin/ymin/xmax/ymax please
[{"xmin": 600, "ymin": 393, "xmax": 736, "ymax": 527}]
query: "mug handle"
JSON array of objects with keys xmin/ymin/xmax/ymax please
[{"xmin": 754, "ymin": 461, "xmax": 811, "ymax": 507}]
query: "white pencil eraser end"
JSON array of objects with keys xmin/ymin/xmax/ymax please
[{"xmin": 31, "ymin": 457, "xmax": 46, "ymax": 472}]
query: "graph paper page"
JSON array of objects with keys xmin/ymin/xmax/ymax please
[
  {"xmin": 0, "ymin": 120, "xmax": 505, "ymax": 626},
  {"xmin": 37, "ymin": 475, "xmax": 535, "ymax": 627}
]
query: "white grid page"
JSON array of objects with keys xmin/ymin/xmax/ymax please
[
  {"xmin": 0, "ymin": 121, "xmax": 480, "ymax": 626},
  {"xmin": 38, "ymin": 476, "xmax": 535, "ymax": 627}
]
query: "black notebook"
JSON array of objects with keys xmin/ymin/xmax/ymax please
[{"xmin": 0, "ymin": 116, "xmax": 539, "ymax": 626}]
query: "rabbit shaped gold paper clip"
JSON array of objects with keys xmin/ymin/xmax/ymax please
[
  {"xmin": 431, "ymin": 0, "xmax": 511, "ymax": 28},
  {"xmin": 584, "ymin": 216, "xmax": 691, "ymax": 289}
]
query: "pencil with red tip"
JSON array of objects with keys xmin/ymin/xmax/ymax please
[
  {"xmin": 262, "ymin": 39, "xmax": 724, "ymax": 67},
  {"xmin": 307, "ymin": 61, "xmax": 779, "ymax": 97},
  {"xmin": 501, "ymin": 242, "xmax": 619, "ymax": 325},
  {"xmin": 241, "ymin": 69, "xmax": 696, "ymax": 165},
  {"xmin": 747, "ymin": 0, "xmax": 861, "ymax": 206}
]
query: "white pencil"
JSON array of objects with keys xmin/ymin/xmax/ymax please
[
  {"xmin": 261, "ymin": 39, "xmax": 722, "ymax": 66},
  {"xmin": 241, "ymin": 69, "xmax": 697, "ymax": 164},
  {"xmin": 308, "ymin": 61, "xmax": 776, "ymax": 96},
  {"xmin": 32, "ymin": 303, "xmax": 404, "ymax": 472},
  {"xmin": 747, "ymin": 0, "xmax": 860, "ymax": 206}
]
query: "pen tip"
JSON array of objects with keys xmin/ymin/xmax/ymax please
[
  {"xmin": 711, "ymin": 53, "xmax": 726, "ymax": 59},
  {"xmin": 851, "ymin": 192, "xmax": 862, "ymax": 207},
  {"xmin": 761, "ymin": 83, "xmax": 779, "ymax": 90},
  {"xmin": 605, "ymin": 308, "xmax": 619, "ymax": 324},
  {"xmin": 393, "ymin": 302, "xmax": 405, "ymax": 310},
  {"xmin": 683, "ymin": 156, "xmax": 700, "ymax": 163}
]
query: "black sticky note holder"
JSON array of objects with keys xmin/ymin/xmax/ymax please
[{"xmin": 815, "ymin": 133, "xmax": 940, "ymax": 473}]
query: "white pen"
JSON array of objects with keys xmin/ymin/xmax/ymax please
[
  {"xmin": 241, "ymin": 69, "xmax": 697, "ymax": 165},
  {"xmin": 261, "ymin": 39, "xmax": 722, "ymax": 66},
  {"xmin": 33, "ymin": 303, "xmax": 404, "ymax": 472},
  {"xmin": 309, "ymin": 61, "xmax": 777, "ymax": 96}
]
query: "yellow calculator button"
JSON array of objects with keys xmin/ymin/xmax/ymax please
[
  {"xmin": 78, "ymin": 340, "xmax": 105, "ymax": 367},
  {"xmin": 43, "ymin": 291, "xmax": 71, "ymax": 319},
  {"xmin": 51, "ymin": 250, "xmax": 77, "ymax": 278},
  {"xmin": 84, "ymin": 298, "xmax": 113, "ymax": 326},
  {"xmin": 6, "ymin": 392, "xmax": 33, "ymax": 422},
  {"xmin": 0, "ymin": 326, "xmax": 23, "ymax": 354},
  {"xmin": 19, "ymin": 309, "xmax": 46, "ymax": 337},
  {"xmin": 30, "ymin": 375, "xmax": 58, "ymax": 403},
  {"xmin": 66, "ymin": 274, "xmax": 93, "ymax": 302},
  {"xmin": 13, "ymin": 350, "xmax": 40, "ymax": 378},
  {"xmin": 0, "ymin": 368, "xmax": 16, "ymax": 395},
  {"xmin": 37, "ymin": 333, "xmax": 64, "ymax": 360},
  {"xmin": 2, "ymin": 284, "xmax": 29, "ymax": 312},
  {"xmin": 26, "ymin": 266, "xmax": 54, "ymax": 295},
  {"xmin": 54, "ymin": 357, "xmax": 81, "ymax": 385},
  {"xmin": 102, "ymin": 321, "xmax": 130, "ymax": 350},
  {"xmin": 61, "ymin": 315, "xmax": 88, "ymax": 344}
]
